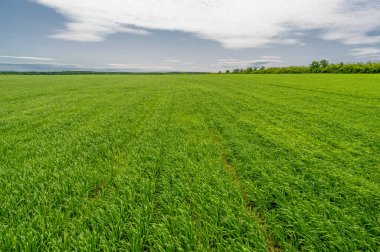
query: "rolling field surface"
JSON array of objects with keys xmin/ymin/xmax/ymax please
[{"xmin": 0, "ymin": 74, "xmax": 379, "ymax": 251}]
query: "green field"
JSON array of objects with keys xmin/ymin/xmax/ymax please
[{"xmin": 0, "ymin": 74, "xmax": 379, "ymax": 251}]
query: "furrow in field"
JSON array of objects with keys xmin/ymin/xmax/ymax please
[
  {"xmin": 209, "ymin": 126, "xmax": 282, "ymax": 252},
  {"xmin": 142, "ymin": 79, "xmax": 269, "ymax": 251},
  {"xmin": 197, "ymin": 78, "xmax": 379, "ymax": 183},
  {"xmin": 0, "ymin": 76, "xmax": 173, "ymax": 250},
  {"xmin": 188, "ymin": 75, "xmax": 379, "ymax": 251}
]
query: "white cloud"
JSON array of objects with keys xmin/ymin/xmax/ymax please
[
  {"xmin": 0, "ymin": 62, "xmax": 80, "ymax": 66},
  {"xmin": 0, "ymin": 55, "xmax": 54, "ymax": 61},
  {"xmin": 261, "ymin": 56, "xmax": 281, "ymax": 60},
  {"xmin": 33, "ymin": 0, "xmax": 380, "ymax": 48},
  {"xmin": 0, "ymin": 62, "xmax": 82, "ymax": 71},
  {"xmin": 162, "ymin": 59, "xmax": 181, "ymax": 64},
  {"xmin": 107, "ymin": 59, "xmax": 202, "ymax": 71},
  {"xmin": 349, "ymin": 47, "xmax": 380, "ymax": 59},
  {"xmin": 212, "ymin": 57, "xmax": 282, "ymax": 69},
  {"xmin": 107, "ymin": 63, "xmax": 174, "ymax": 71}
]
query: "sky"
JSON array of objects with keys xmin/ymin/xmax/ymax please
[{"xmin": 1, "ymin": 0, "xmax": 380, "ymax": 72}]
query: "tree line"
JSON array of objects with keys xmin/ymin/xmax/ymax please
[{"xmin": 223, "ymin": 60, "xmax": 380, "ymax": 74}]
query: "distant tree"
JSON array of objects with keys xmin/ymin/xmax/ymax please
[
  {"xmin": 310, "ymin": 61, "xmax": 320, "ymax": 69},
  {"xmin": 226, "ymin": 70, "xmax": 230, "ymax": 74},
  {"xmin": 310, "ymin": 61, "xmax": 321, "ymax": 72},
  {"xmin": 320, "ymin": 59, "xmax": 329, "ymax": 68}
]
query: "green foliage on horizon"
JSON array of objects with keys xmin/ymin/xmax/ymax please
[
  {"xmin": 227, "ymin": 60, "xmax": 380, "ymax": 74},
  {"xmin": 0, "ymin": 74, "xmax": 379, "ymax": 251}
]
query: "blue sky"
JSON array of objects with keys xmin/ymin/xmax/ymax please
[{"xmin": 1, "ymin": 0, "xmax": 380, "ymax": 72}]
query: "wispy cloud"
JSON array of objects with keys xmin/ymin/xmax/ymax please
[
  {"xmin": 33, "ymin": 0, "xmax": 380, "ymax": 48},
  {"xmin": 0, "ymin": 60, "xmax": 197, "ymax": 72},
  {"xmin": 349, "ymin": 47, "xmax": 380, "ymax": 59},
  {"xmin": 0, "ymin": 55, "xmax": 54, "ymax": 61},
  {"xmin": 260, "ymin": 56, "xmax": 281, "ymax": 60},
  {"xmin": 0, "ymin": 62, "xmax": 81, "ymax": 71},
  {"xmin": 212, "ymin": 57, "xmax": 282, "ymax": 69},
  {"xmin": 162, "ymin": 59, "xmax": 181, "ymax": 64},
  {"xmin": 107, "ymin": 63, "xmax": 173, "ymax": 71},
  {"xmin": 107, "ymin": 59, "xmax": 201, "ymax": 71}
]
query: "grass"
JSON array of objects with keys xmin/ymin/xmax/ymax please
[{"xmin": 0, "ymin": 74, "xmax": 379, "ymax": 251}]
